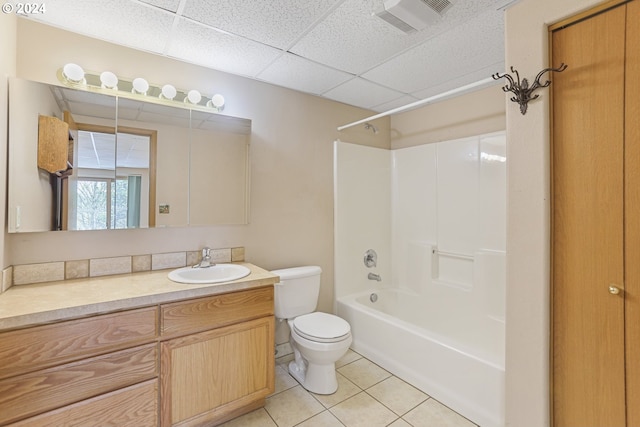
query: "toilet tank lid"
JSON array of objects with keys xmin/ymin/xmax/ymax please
[{"xmin": 271, "ymin": 266, "xmax": 322, "ymax": 281}]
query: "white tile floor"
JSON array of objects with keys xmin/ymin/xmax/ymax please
[{"xmin": 220, "ymin": 347, "xmax": 478, "ymax": 427}]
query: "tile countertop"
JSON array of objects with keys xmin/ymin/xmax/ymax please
[{"xmin": 0, "ymin": 263, "xmax": 279, "ymax": 331}]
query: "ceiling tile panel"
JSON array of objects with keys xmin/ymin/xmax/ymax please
[
  {"xmin": 27, "ymin": 0, "xmax": 174, "ymax": 54},
  {"xmin": 362, "ymin": 10, "xmax": 505, "ymax": 94},
  {"xmin": 289, "ymin": 0, "xmax": 419, "ymax": 74},
  {"xmin": 371, "ymin": 94, "xmax": 420, "ymax": 113},
  {"xmin": 257, "ymin": 53, "xmax": 354, "ymax": 95},
  {"xmin": 182, "ymin": 0, "xmax": 342, "ymax": 49},
  {"xmin": 322, "ymin": 78, "xmax": 405, "ymax": 109},
  {"xmin": 139, "ymin": 0, "xmax": 181, "ymax": 13},
  {"xmin": 166, "ymin": 18, "xmax": 283, "ymax": 77},
  {"xmin": 290, "ymin": 0, "xmax": 505, "ymax": 75},
  {"xmin": 411, "ymin": 62, "xmax": 503, "ymax": 99},
  {"xmin": 23, "ymin": 0, "xmax": 512, "ymax": 113}
]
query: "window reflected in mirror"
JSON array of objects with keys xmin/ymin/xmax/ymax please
[
  {"xmin": 70, "ymin": 128, "xmax": 153, "ymax": 230},
  {"xmin": 8, "ymin": 78, "xmax": 251, "ymax": 233}
]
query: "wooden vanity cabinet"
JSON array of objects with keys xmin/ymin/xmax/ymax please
[
  {"xmin": 0, "ymin": 307, "xmax": 159, "ymax": 426},
  {"xmin": 0, "ymin": 284, "xmax": 275, "ymax": 427},
  {"xmin": 160, "ymin": 286, "xmax": 275, "ymax": 427}
]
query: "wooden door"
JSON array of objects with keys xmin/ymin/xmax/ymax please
[
  {"xmin": 625, "ymin": 1, "xmax": 640, "ymax": 425},
  {"xmin": 551, "ymin": 4, "xmax": 627, "ymax": 426}
]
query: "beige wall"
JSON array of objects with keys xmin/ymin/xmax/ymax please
[
  {"xmin": 390, "ymin": 85, "xmax": 505, "ymax": 148},
  {"xmin": 504, "ymin": 1, "xmax": 603, "ymax": 426},
  {"xmin": 7, "ymin": 79, "xmax": 61, "ymax": 232},
  {"xmin": 1, "ymin": 13, "xmax": 17, "ymax": 268},
  {"xmin": 7, "ymin": 19, "xmax": 390, "ymax": 313}
]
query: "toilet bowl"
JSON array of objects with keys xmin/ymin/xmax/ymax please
[
  {"xmin": 272, "ymin": 266, "xmax": 352, "ymax": 395},
  {"xmin": 287, "ymin": 312, "xmax": 352, "ymax": 394}
]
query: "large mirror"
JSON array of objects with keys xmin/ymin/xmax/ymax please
[{"xmin": 8, "ymin": 78, "xmax": 251, "ymax": 233}]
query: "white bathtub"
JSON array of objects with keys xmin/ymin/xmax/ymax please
[{"xmin": 337, "ymin": 288, "xmax": 505, "ymax": 427}]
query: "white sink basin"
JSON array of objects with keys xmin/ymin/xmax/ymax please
[{"xmin": 168, "ymin": 264, "xmax": 251, "ymax": 284}]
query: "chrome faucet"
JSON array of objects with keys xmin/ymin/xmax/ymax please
[
  {"xmin": 193, "ymin": 247, "xmax": 213, "ymax": 268},
  {"xmin": 368, "ymin": 272, "xmax": 382, "ymax": 282}
]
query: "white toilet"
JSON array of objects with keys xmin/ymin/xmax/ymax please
[{"xmin": 272, "ymin": 266, "xmax": 352, "ymax": 395}]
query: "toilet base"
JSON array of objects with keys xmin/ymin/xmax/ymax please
[
  {"xmin": 285, "ymin": 316, "xmax": 352, "ymax": 395},
  {"xmin": 289, "ymin": 360, "xmax": 338, "ymax": 395}
]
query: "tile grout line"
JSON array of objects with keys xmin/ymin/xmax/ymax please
[{"xmin": 271, "ymin": 349, "xmax": 477, "ymax": 427}]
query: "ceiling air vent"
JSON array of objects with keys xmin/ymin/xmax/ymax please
[{"xmin": 375, "ymin": 0, "xmax": 454, "ymax": 34}]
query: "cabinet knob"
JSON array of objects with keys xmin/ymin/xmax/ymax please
[{"xmin": 609, "ymin": 285, "xmax": 622, "ymax": 295}]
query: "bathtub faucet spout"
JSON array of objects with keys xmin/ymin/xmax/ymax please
[{"xmin": 368, "ymin": 273, "xmax": 382, "ymax": 282}]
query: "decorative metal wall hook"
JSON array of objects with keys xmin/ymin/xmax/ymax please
[{"xmin": 492, "ymin": 63, "xmax": 568, "ymax": 115}]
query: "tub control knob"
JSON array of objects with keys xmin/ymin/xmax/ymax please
[
  {"xmin": 364, "ymin": 249, "xmax": 377, "ymax": 268},
  {"xmin": 608, "ymin": 285, "xmax": 622, "ymax": 295}
]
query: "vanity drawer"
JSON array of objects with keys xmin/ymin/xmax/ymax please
[
  {"xmin": 0, "ymin": 343, "xmax": 158, "ymax": 425},
  {"xmin": 8, "ymin": 379, "xmax": 158, "ymax": 427},
  {"xmin": 161, "ymin": 286, "xmax": 274, "ymax": 337},
  {"xmin": 0, "ymin": 306, "xmax": 158, "ymax": 380}
]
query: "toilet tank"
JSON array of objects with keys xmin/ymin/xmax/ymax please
[{"xmin": 271, "ymin": 266, "xmax": 322, "ymax": 319}]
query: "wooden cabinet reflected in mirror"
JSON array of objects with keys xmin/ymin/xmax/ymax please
[{"xmin": 8, "ymin": 78, "xmax": 251, "ymax": 233}]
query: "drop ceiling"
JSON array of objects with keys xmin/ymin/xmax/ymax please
[{"xmin": 23, "ymin": 0, "xmax": 517, "ymax": 112}]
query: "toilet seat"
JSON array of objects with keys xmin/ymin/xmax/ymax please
[{"xmin": 292, "ymin": 312, "xmax": 351, "ymax": 343}]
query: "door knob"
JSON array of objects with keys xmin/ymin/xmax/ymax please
[{"xmin": 608, "ymin": 285, "xmax": 622, "ymax": 295}]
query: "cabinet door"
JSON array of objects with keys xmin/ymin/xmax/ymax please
[
  {"xmin": 161, "ymin": 316, "xmax": 274, "ymax": 427},
  {"xmin": 551, "ymin": 4, "xmax": 626, "ymax": 426},
  {"xmin": 37, "ymin": 115, "xmax": 69, "ymax": 173}
]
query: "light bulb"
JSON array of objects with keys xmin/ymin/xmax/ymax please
[
  {"xmin": 132, "ymin": 77, "xmax": 149, "ymax": 95},
  {"xmin": 62, "ymin": 63, "xmax": 85, "ymax": 84},
  {"xmin": 160, "ymin": 84, "xmax": 177, "ymax": 100},
  {"xmin": 185, "ymin": 90, "xmax": 202, "ymax": 105},
  {"xmin": 99, "ymin": 71, "xmax": 118, "ymax": 89},
  {"xmin": 207, "ymin": 94, "xmax": 225, "ymax": 111}
]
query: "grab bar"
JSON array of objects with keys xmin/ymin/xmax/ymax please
[{"xmin": 432, "ymin": 249, "xmax": 474, "ymax": 261}]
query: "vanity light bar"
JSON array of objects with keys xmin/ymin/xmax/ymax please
[{"xmin": 58, "ymin": 63, "xmax": 226, "ymax": 112}]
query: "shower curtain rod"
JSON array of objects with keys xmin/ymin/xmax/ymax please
[{"xmin": 336, "ymin": 76, "xmax": 497, "ymax": 131}]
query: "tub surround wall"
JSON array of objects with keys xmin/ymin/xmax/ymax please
[
  {"xmin": 334, "ymin": 141, "xmax": 391, "ymax": 300},
  {"xmin": 335, "ymin": 132, "xmax": 506, "ymax": 426},
  {"xmin": 335, "ymin": 134, "xmax": 507, "ymax": 353},
  {"xmin": 392, "ymin": 133, "xmax": 506, "ymax": 322},
  {"xmin": 336, "ymin": 133, "xmax": 506, "ymax": 306}
]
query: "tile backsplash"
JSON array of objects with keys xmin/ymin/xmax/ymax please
[
  {"xmin": 14, "ymin": 262, "xmax": 64, "ymax": 285},
  {"xmin": 2, "ymin": 246, "xmax": 245, "ymax": 291}
]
